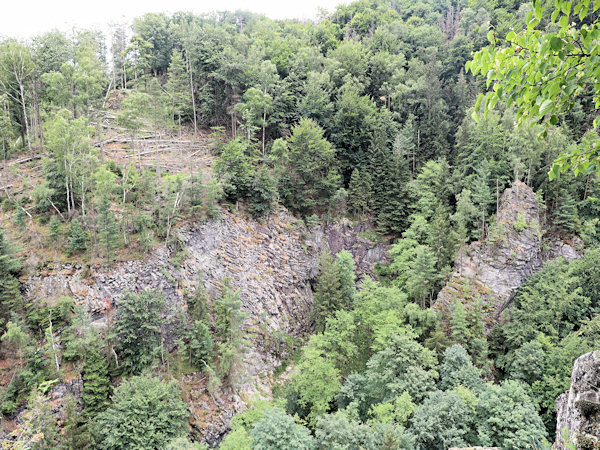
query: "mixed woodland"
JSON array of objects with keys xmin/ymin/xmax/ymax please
[{"xmin": 0, "ymin": 0, "xmax": 599, "ymax": 448}]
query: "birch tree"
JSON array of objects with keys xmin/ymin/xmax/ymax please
[{"xmin": 0, "ymin": 41, "xmax": 36, "ymax": 158}]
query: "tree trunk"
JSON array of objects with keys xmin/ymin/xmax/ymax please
[
  {"xmin": 19, "ymin": 83, "xmax": 32, "ymax": 159},
  {"xmin": 187, "ymin": 54, "xmax": 198, "ymax": 136},
  {"xmin": 262, "ymin": 111, "xmax": 266, "ymax": 158}
]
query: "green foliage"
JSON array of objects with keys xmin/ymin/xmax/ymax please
[
  {"xmin": 95, "ymin": 374, "xmax": 188, "ymax": 449},
  {"xmin": 501, "ymin": 258, "xmax": 590, "ymax": 352},
  {"xmin": 249, "ymin": 167, "xmax": 277, "ymax": 217},
  {"xmin": 278, "ymin": 118, "xmax": 340, "ymax": 216},
  {"xmin": 48, "ymin": 215, "xmax": 62, "ymax": 242},
  {"xmin": 214, "ymin": 280, "xmax": 247, "ymax": 386},
  {"xmin": 368, "ymin": 128, "xmax": 410, "ymax": 234},
  {"xmin": 44, "ymin": 109, "xmax": 98, "ymax": 214},
  {"xmin": 438, "ymin": 344, "xmax": 483, "ymax": 392},
  {"xmin": 336, "ymin": 250, "xmax": 356, "ymax": 308},
  {"xmin": 0, "ymin": 227, "xmax": 22, "ymax": 320},
  {"xmin": 187, "ymin": 320, "xmax": 214, "ymax": 369},
  {"xmin": 113, "ymin": 290, "xmax": 166, "ymax": 374},
  {"xmin": 553, "ymin": 190, "xmax": 580, "ymax": 233},
  {"xmin": 67, "ymin": 219, "xmax": 87, "ymax": 255},
  {"xmin": 468, "ymin": 0, "xmax": 600, "ymax": 176},
  {"xmin": 290, "ymin": 334, "xmax": 342, "ymax": 426},
  {"xmin": 410, "ymin": 390, "xmax": 476, "ymax": 450},
  {"xmin": 475, "ymin": 380, "xmax": 547, "ymax": 448},
  {"xmin": 250, "ymin": 407, "xmax": 315, "ymax": 450},
  {"xmin": 363, "ymin": 332, "xmax": 438, "ymax": 405},
  {"xmin": 214, "ymin": 137, "xmax": 255, "ymax": 202},
  {"xmin": 513, "ymin": 212, "xmax": 527, "ymax": 233},
  {"xmin": 347, "ymin": 168, "xmax": 373, "ymax": 219},
  {"xmin": 96, "ymin": 195, "xmax": 120, "ymax": 263},
  {"xmin": 315, "ymin": 411, "xmax": 378, "ymax": 449},
  {"xmin": 312, "ymin": 250, "xmax": 343, "ymax": 333},
  {"xmin": 82, "ymin": 345, "xmax": 112, "ymax": 416}
]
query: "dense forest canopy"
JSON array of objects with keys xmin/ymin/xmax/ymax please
[{"xmin": 0, "ymin": 0, "xmax": 599, "ymax": 448}]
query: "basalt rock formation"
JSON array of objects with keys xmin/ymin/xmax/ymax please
[
  {"xmin": 555, "ymin": 350, "xmax": 600, "ymax": 449},
  {"xmin": 434, "ymin": 181, "xmax": 580, "ymax": 329},
  {"xmin": 21, "ymin": 208, "xmax": 387, "ymax": 444}
]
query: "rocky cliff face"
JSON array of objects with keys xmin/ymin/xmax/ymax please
[
  {"xmin": 434, "ymin": 181, "xmax": 580, "ymax": 327},
  {"xmin": 555, "ymin": 351, "xmax": 600, "ymax": 449},
  {"xmin": 21, "ymin": 208, "xmax": 387, "ymax": 444}
]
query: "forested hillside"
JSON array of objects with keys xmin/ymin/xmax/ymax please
[{"xmin": 0, "ymin": 0, "xmax": 599, "ymax": 448}]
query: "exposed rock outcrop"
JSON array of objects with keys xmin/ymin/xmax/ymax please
[
  {"xmin": 21, "ymin": 208, "xmax": 387, "ymax": 444},
  {"xmin": 434, "ymin": 181, "xmax": 580, "ymax": 328},
  {"xmin": 555, "ymin": 351, "xmax": 600, "ymax": 449}
]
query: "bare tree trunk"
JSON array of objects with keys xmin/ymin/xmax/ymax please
[
  {"xmin": 262, "ymin": 111, "xmax": 266, "ymax": 158},
  {"xmin": 187, "ymin": 54, "xmax": 198, "ymax": 136},
  {"xmin": 64, "ymin": 160, "xmax": 71, "ymax": 215},
  {"xmin": 19, "ymin": 83, "xmax": 32, "ymax": 159},
  {"xmin": 48, "ymin": 316, "xmax": 60, "ymax": 375}
]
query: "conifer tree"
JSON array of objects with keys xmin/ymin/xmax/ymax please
[
  {"xmin": 82, "ymin": 345, "xmax": 112, "ymax": 415},
  {"xmin": 114, "ymin": 290, "xmax": 166, "ymax": 374},
  {"xmin": 347, "ymin": 168, "xmax": 372, "ymax": 219},
  {"xmin": 96, "ymin": 195, "xmax": 119, "ymax": 264},
  {"xmin": 450, "ymin": 299, "xmax": 469, "ymax": 346},
  {"xmin": 471, "ymin": 159, "xmax": 494, "ymax": 238},
  {"xmin": 553, "ymin": 190, "xmax": 580, "ymax": 234},
  {"xmin": 312, "ymin": 250, "xmax": 343, "ymax": 332},
  {"xmin": 14, "ymin": 207, "xmax": 26, "ymax": 230},
  {"xmin": 336, "ymin": 250, "xmax": 356, "ymax": 309},
  {"xmin": 368, "ymin": 128, "xmax": 410, "ymax": 234},
  {"xmin": 166, "ymin": 50, "xmax": 191, "ymax": 134},
  {"xmin": 0, "ymin": 228, "xmax": 22, "ymax": 318},
  {"xmin": 427, "ymin": 203, "xmax": 457, "ymax": 272},
  {"xmin": 48, "ymin": 215, "xmax": 62, "ymax": 242},
  {"xmin": 67, "ymin": 219, "xmax": 87, "ymax": 255},
  {"xmin": 407, "ymin": 246, "xmax": 439, "ymax": 307},
  {"xmin": 214, "ymin": 280, "xmax": 247, "ymax": 386},
  {"xmin": 61, "ymin": 394, "xmax": 91, "ymax": 449}
]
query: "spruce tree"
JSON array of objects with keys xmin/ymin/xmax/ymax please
[
  {"xmin": 114, "ymin": 290, "xmax": 166, "ymax": 374},
  {"xmin": 0, "ymin": 227, "xmax": 21, "ymax": 276},
  {"xmin": 471, "ymin": 159, "xmax": 494, "ymax": 238},
  {"xmin": 0, "ymin": 227, "xmax": 22, "ymax": 320},
  {"xmin": 367, "ymin": 127, "xmax": 392, "ymax": 218},
  {"xmin": 96, "ymin": 195, "xmax": 119, "ymax": 264},
  {"xmin": 553, "ymin": 190, "xmax": 580, "ymax": 234},
  {"xmin": 14, "ymin": 207, "xmax": 26, "ymax": 230},
  {"xmin": 407, "ymin": 245, "xmax": 439, "ymax": 307},
  {"xmin": 336, "ymin": 250, "xmax": 356, "ymax": 309},
  {"xmin": 427, "ymin": 203, "xmax": 457, "ymax": 272},
  {"xmin": 450, "ymin": 299, "xmax": 469, "ymax": 346},
  {"xmin": 347, "ymin": 169, "xmax": 372, "ymax": 219},
  {"xmin": 312, "ymin": 250, "xmax": 343, "ymax": 332},
  {"xmin": 214, "ymin": 280, "xmax": 247, "ymax": 386},
  {"xmin": 48, "ymin": 215, "xmax": 62, "ymax": 242},
  {"xmin": 367, "ymin": 128, "xmax": 410, "ymax": 234},
  {"xmin": 67, "ymin": 219, "xmax": 87, "ymax": 255},
  {"xmin": 82, "ymin": 345, "xmax": 112, "ymax": 416}
]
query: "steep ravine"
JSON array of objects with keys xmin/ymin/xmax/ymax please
[{"xmin": 21, "ymin": 208, "xmax": 388, "ymax": 443}]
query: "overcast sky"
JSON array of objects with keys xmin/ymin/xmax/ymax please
[{"xmin": 1, "ymin": 0, "xmax": 349, "ymax": 40}]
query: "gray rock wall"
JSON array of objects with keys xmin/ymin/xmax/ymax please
[
  {"xmin": 22, "ymin": 208, "xmax": 387, "ymax": 444},
  {"xmin": 434, "ymin": 181, "xmax": 580, "ymax": 328},
  {"xmin": 555, "ymin": 351, "xmax": 600, "ymax": 449}
]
